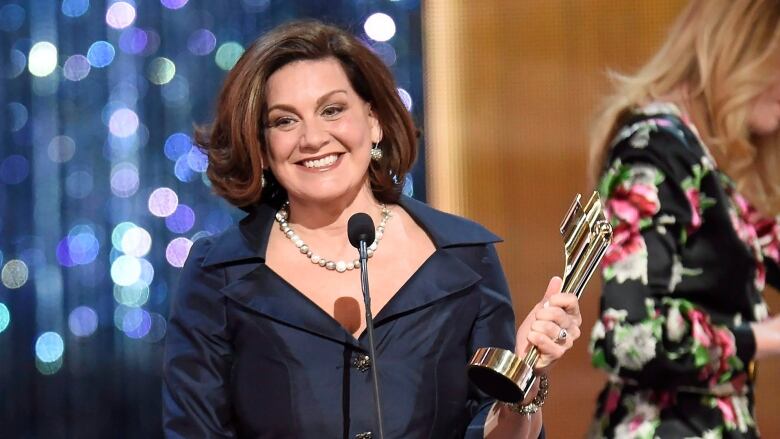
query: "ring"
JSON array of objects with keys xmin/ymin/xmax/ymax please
[{"xmin": 555, "ymin": 328, "xmax": 568, "ymax": 344}]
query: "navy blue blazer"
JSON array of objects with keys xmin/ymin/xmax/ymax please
[{"xmin": 163, "ymin": 196, "xmax": 518, "ymax": 438}]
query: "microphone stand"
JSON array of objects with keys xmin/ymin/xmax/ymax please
[{"xmin": 358, "ymin": 239, "xmax": 385, "ymax": 439}]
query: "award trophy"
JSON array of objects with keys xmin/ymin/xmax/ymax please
[{"xmin": 467, "ymin": 192, "xmax": 613, "ymax": 403}]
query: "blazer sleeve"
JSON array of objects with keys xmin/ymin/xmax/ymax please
[
  {"xmin": 162, "ymin": 238, "xmax": 236, "ymax": 438},
  {"xmin": 464, "ymin": 243, "xmax": 518, "ymax": 439},
  {"xmin": 589, "ymin": 127, "xmax": 755, "ymax": 389}
]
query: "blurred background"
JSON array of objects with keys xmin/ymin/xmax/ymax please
[{"xmin": 0, "ymin": 0, "xmax": 777, "ymax": 438}]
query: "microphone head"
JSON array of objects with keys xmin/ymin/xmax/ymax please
[{"xmin": 347, "ymin": 213, "xmax": 376, "ymax": 249}]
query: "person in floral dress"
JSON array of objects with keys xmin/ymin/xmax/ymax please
[{"xmin": 587, "ymin": 1, "xmax": 780, "ymax": 438}]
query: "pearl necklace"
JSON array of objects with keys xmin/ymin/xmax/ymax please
[{"xmin": 274, "ymin": 202, "xmax": 392, "ymax": 273}]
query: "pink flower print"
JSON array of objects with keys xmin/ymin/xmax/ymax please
[
  {"xmin": 689, "ymin": 309, "xmax": 714, "ymax": 347},
  {"xmin": 754, "ymin": 217, "xmax": 780, "ymax": 264},
  {"xmin": 685, "ymin": 188, "xmax": 703, "ymax": 232},
  {"xmin": 715, "ymin": 397, "xmax": 738, "ymax": 428},
  {"xmin": 602, "ymin": 222, "xmax": 645, "ymax": 266},
  {"xmin": 604, "ymin": 387, "xmax": 621, "ymax": 414},
  {"xmin": 609, "ymin": 183, "xmax": 660, "ymax": 224}
]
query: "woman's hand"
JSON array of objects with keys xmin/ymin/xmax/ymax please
[
  {"xmin": 752, "ymin": 314, "xmax": 780, "ymax": 359},
  {"xmin": 514, "ymin": 276, "xmax": 582, "ymax": 369}
]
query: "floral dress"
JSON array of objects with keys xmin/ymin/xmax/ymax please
[{"xmin": 588, "ymin": 103, "xmax": 780, "ymax": 439}]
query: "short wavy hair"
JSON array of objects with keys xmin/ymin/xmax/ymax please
[
  {"xmin": 589, "ymin": 0, "xmax": 780, "ymax": 214},
  {"xmin": 196, "ymin": 20, "xmax": 418, "ymax": 208}
]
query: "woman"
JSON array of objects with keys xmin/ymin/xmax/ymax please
[
  {"xmin": 588, "ymin": 1, "xmax": 780, "ymax": 437},
  {"xmin": 163, "ymin": 21, "xmax": 582, "ymax": 438}
]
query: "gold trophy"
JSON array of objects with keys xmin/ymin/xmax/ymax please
[{"xmin": 467, "ymin": 192, "xmax": 613, "ymax": 403}]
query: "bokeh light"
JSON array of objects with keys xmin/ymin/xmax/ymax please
[
  {"xmin": 121, "ymin": 226, "xmax": 152, "ymax": 257},
  {"xmin": 109, "ymin": 108, "xmax": 140, "ymax": 138},
  {"xmin": 364, "ymin": 13, "xmax": 396, "ymax": 42},
  {"xmin": 106, "ymin": 2, "xmax": 136, "ymax": 29},
  {"xmin": 147, "ymin": 57, "xmax": 175, "ymax": 85},
  {"xmin": 110, "ymin": 163, "xmax": 140, "ymax": 198},
  {"xmin": 174, "ymin": 155, "xmax": 198, "ymax": 182},
  {"xmin": 35, "ymin": 332, "xmax": 64, "ymax": 363},
  {"xmin": 0, "ymin": 4, "xmax": 25, "ymax": 32},
  {"xmin": 0, "ymin": 303, "xmax": 10, "ymax": 333},
  {"xmin": 187, "ymin": 29, "xmax": 216, "ymax": 55},
  {"xmin": 215, "ymin": 42, "xmax": 244, "ymax": 70},
  {"xmin": 2, "ymin": 260, "xmax": 29, "ymax": 289},
  {"xmin": 111, "ymin": 222, "xmax": 137, "ymax": 250},
  {"xmin": 0, "ymin": 155, "xmax": 30, "ymax": 184},
  {"xmin": 119, "ymin": 27, "xmax": 148, "ymax": 55},
  {"xmin": 110, "ymin": 255, "xmax": 142, "ymax": 286},
  {"xmin": 61, "ymin": 0, "xmax": 89, "ymax": 18},
  {"xmin": 165, "ymin": 204, "xmax": 195, "ymax": 234},
  {"xmin": 65, "ymin": 170, "xmax": 94, "ymax": 199},
  {"xmin": 114, "ymin": 282, "xmax": 150, "ymax": 308},
  {"xmin": 48, "ymin": 135, "xmax": 77, "ymax": 163},
  {"xmin": 87, "ymin": 41, "xmax": 116, "ymax": 68},
  {"xmin": 166, "ymin": 237, "xmax": 192, "ymax": 268},
  {"xmin": 397, "ymin": 88, "xmax": 413, "ymax": 111},
  {"xmin": 6, "ymin": 49, "xmax": 27, "ymax": 79},
  {"xmin": 148, "ymin": 187, "xmax": 178, "ymax": 217},
  {"xmin": 144, "ymin": 313, "xmax": 167, "ymax": 343},
  {"xmin": 28, "ymin": 42, "xmax": 58, "ymax": 77},
  {"xmin": 68, "ymin": 306, "xmax": 98, "ymax": 337},
  {"xmin": 63, "ymin": 54, "xmax": 91, "ymax": 81},
  {"xmin": 186, "ymin": 146, "xmax": 208, "ymax": 172},
  {"xmin": 7, "ymin": 102, "xmax": 28, "ymax": 131},
  {"xmin": 122, "ymin": 308, "xmax": 152, "ymax": 339},
  {"xmin": 164, "ymin": 132, "xmax": 193, "ymax": 161},
  {"xmin": 161, "ymin": 0, "xmax": 189, "ymax": 10}
]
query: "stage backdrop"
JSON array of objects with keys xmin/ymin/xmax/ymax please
[{"xmin": 422, "ymin": 1, "xmax": 780, "ymax": 438}]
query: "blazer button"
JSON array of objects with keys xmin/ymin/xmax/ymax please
[
  {"xmin": 354, "ymin": 432, "xmax": 372, "ymax": 439},
  {"xmin": 351, "ymin": 353, "xmax": 371, "ymax": 372}
]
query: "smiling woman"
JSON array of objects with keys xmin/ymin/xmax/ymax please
[{"xmin": 164, "ymin": 20, "xmax": 584, "ymax": 439}]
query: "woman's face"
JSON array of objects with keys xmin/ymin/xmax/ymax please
[
  {"xmin": 748, "ymin": 69, "xmax": 780, "ymax": 136},
  {"xmin": 263, "ymin": 57, "xmax": 381, "ymax": 205}
]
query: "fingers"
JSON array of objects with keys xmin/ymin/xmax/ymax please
[
  {"xmin": 543, "ymin": 293, "xmax": 582, "ymax": 327},
  {"xmin": 542, "ymin": 276, "xmax": 563, "ymax": 300}
]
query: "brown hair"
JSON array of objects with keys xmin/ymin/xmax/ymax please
[
  {"xmin": 196, "ymin": 20, "xmax": 418, "ymax": 208},
  {"xmin": 589, "ymin": 0, "xmax": 780, "ymax": 214}
]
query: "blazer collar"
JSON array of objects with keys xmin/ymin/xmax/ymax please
[{"xmin": 200, "ymin": 195, "xmax": 502, "ymax": 267}]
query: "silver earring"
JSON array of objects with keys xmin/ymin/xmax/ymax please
[{"xmin": 370, "ymin": 142, "xmax": 383, "ymax": 162}]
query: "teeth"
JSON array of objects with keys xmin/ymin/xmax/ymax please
[{"xmin": 303, "ymin": 154, "xmax": 338, "ymax": 169}]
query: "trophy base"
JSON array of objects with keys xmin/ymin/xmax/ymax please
[{"xmin": 468, "ymin": 347, "xmax": 536, "ymax": 403}]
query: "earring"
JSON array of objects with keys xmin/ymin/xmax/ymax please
[
  {"xmin": 261, "ymin": 174, "xmax": 266, "ymax": 189},
  {"xmin": 370, "ymin": 142, "xmax": 383, "ymax": 162}
]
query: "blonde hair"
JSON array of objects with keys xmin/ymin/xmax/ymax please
[{"xmin": 589, "ymin": 0, "xmax": 780, "ymax": 214}]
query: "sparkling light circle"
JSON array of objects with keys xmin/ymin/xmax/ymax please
[
  {"xmin": 148, "ymin": 187, "xmax": 178, "ymax": 217},
  {"xmin": 164, "ymin": 132, "xmax": 193, "ymax": 161},
  {"xmin": 35, "ymin": 332, "xmax": 64, "ymax": 363},
  {"xmin": 397, "ymin": 88, "xmax": 413, "ymax": 111},
  {"xmin": 161, "ymin": 0, "xmax": 189, "ymax": 10},
  {"xmin": 186, "ymin": 146, "xmax": 208, "ymax": 172},
  {"xmin": 110, "ymin": 163, "xmax": 140, "ymax": 198},
  {"xmin": 0, "ymin": 303, "xmax": 10, "ymax": 333},
  {"xmin": 87, "ymin": 41, "xmax": 116, "ymax": 68},
  {"xmin": 138, "ymin": 258, "xmax": 154, "ymax": 285},
  {"xmin": 123, "ymin": 308, "xmax": 152, "ymax": 338},
  {"xmin": 67, "ymin": 229, "xmax": 100, "ymax": 264},
  {"xmin": 65, "ymin": 170, "xmax": 94, "ymax": 199},
  {"xmin": 364, "ymin": 13, "xmax": 396, "ymax": 42},
  {"xmin": 121, "ymin": 226, "xmax": 152, "ymax": 257},
  {"xmin": 144, "ymin": 313, "xmax": 167, "ymax": 343},
  {"xmin": 110, "ymin": 255, "xmax": 142, "ymax": 286},
  {"xmin": 113, "ymin": 282, "xmax": 150, "ymax": 307},
  {"xmin": 174, "ymin": 154, "xmax": 198, "ymax": 182},
  {"xmin": 7, "ymin": 102, "xmax": 28, "ymax": 131},
  {"xmin": 111, "ymin": 222, "xmax": 137, "ymax": 250},
  {"xmin": 68, "ymin": 306, "xmax": 98, "ymax": 337},
  {"xmin": 106, "ymin": 2, "xmax": 136, "ymax": 29},
  {"xmin": 6, "ymin": 49, "xmax": 27, "ymax": 79},
  {"xmin": 48, "ymin": 135, "xmax": 77, "ymax": 163},
  {"xmin": 61, "ymin": 0, "xmax": 89, "ymax": 18},
  {"xmin": 215, "ymin": 42, "xmax": 244, "ymax": 70},
  {"xmin": 63, "ymin": 54, "xmax": 91, "ymax": 81},
  {"xmin": 28, "ymin": 42, "xmax": 58, "ymax": 77},
  {"xmin": 119, "ymin": 27, "xmax": 148, "ymax": 55},
  {"xmin": 0, "ymin": 4, "xmax": 25, "ymax": 32},
  {"xmin": 147, "ymin": 57, "xmax": 175, "ymax": 85},
  {"xmin": 1, "ymin": 259, "xmax": 29, "ymax": 289},
  {"xmin": 166, "ymin": 237, "xmax": 193, "ymax": 268},
  {"xmin": 109, "ymin": 108, "xmax": 140, "ymax": 138},
  {"xmin": 0, "ymin": 155, "xmax": 30, "ymax": 184},
  {"xmin": 187, "ymin": 29, "xmax": 216, "ymax": 56},
  {"xmin": 165, "ymin": 204, "xmax": 195, "ymax": 234}
]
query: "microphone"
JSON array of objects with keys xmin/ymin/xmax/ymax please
[{"xmin": 347, "ymin": 213, "xmax": 384, "ymax": 439}]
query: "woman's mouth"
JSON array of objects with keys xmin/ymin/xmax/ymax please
[{"xmin": 297, "ymin": 153, "xmax": 343, "ymax": 172}]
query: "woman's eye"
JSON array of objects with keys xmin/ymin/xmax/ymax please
[
  {"xmin": 321, "ymin": 105, "xmax": 344, "ymax": 118},
  {"xmin": 271, "ymin": 117, "xmax": 295, "ymax": 128}
]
